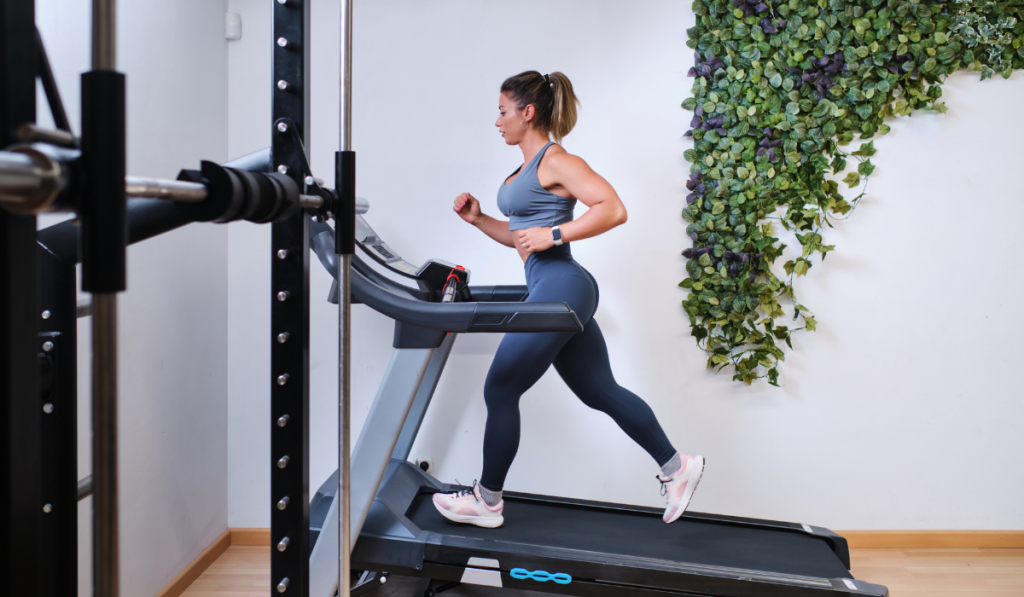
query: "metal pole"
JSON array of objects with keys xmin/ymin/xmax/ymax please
[
  {"xmin": 339, "ymin": 1, "xmax": 354, "ymax": 596},
  {"xmin": 92, "ymin": 0, "xmax": 116, "ymax": 70},
  {"xmin": 340, "ymin": 0, "xmax": 353, "ymax": 152},
  {"xmin": 92, "ymin": 293, "xmax": 118, "ymax": 597},
  {"xmin": 90, "ymin": 1, "xmax": 120, "ymax": 595}
]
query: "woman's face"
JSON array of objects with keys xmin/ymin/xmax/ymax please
[{"xmin": 495, "ymin": 92, "xmax": 530, "ymax": 146}]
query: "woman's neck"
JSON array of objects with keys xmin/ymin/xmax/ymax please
[{"xmin": 518, "ymin": 132, "xmax": 552, "ymax": 164}]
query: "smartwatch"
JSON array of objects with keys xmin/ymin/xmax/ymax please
[{"xmin": 551, "ymin": 226, "xmax": 563, "ymax": 246}]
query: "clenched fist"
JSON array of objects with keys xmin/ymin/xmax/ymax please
[{"xmin": 453, "ymin": 192, "xmax": 482, "ymax": 225}]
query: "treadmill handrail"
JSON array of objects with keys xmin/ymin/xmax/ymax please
[
  {"xmin": 312, "ymin": 228, "xmax": 583, "ymax": 333},
  {"xmin": 351, "ymin": 265, "xmax": 582, "ymax": 333}
]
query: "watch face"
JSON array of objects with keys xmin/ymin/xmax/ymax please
[{"xmin": 553, "ymin": 228, "xmax": 562, "ymax": 241}]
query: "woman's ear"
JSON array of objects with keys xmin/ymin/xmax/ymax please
[{"xmin": 523, "ymin": 104, "xmax": 535, "ymax": 123}]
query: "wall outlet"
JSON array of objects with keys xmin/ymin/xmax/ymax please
[
  {"xmin": 414, "ymin": 457, "xmax": 433, "ymax": 475},
  {"xmin": 225, "ymin": 13, "xmax": 242, "ymax": 40}
]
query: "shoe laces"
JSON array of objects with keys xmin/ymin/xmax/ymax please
[
  {"xmin": 657, "ymin": 474, "xmax": 671, "ymax": 497},
  {"xmin": 451, "ymin": 479, "xmax": 479, "ymax": 502}
]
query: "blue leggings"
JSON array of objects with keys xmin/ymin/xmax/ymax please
[{"xmin": 480, "ymin": 243, "xmax": 677, "ymax": 491}]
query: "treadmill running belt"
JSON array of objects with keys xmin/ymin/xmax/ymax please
[{"xmin": 407, "ymin": 493, "xmax": 852, "ymax": 580}]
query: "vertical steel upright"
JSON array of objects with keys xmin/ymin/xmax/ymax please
[
  {"xmin": 0, "ymin": 1, "xmax": 43, "ymax": 596},
  {"xmin": 38, "ymin": 245, "xmax": 80, "ymax": 597},
  {"xmin": 81, "ymin": 0, "xmax": 127, "ymax": 594},
  {"xmin": 336, "ymin": 1, "xmax": 356, "ymax": 595},
  {"xmin": 271, "ymin": 0, "xmax": 312, "ymax": 594}
]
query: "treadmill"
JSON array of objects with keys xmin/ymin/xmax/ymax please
[{"xmin": 304, "ymin": 213, "xmax": 888, "ymax": 597}]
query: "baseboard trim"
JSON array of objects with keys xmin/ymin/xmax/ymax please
[
  {"xmin": 154, "ymin": 528, "xmax": 231, "ymax": 597},
  {"xmin": 840, "ymin": 530, "xmax": 1024, "ymax": 549},
  {"xmin": 231, "ymin": 527, "xmax": 272, "ymax": 545}
]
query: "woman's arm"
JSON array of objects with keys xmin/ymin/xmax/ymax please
[
  {"xmin": 514, "ymin": 152, "xmax": 628, "ymax": 254},
  {"xmin": 472, "ymin": 213, "xmax": 516, "ymax": 248},
  {"xmin": 453, "ymin": 192, "xmax": 516, "ymax": 248}
]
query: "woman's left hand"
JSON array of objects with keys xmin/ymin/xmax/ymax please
[{"xmin": 517, "ymin": 227, "xmax": 555, "ymax": 254}]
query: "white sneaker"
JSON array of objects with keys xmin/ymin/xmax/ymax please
[
  {"xmin": 658, "ymin": 455, "xmax": 704, "ymax": 524},
  {"xmin": 432, "ymin": 481, "xmax": 504, "ymax": 528}
]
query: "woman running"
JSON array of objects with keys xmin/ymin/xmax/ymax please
[{"xmin": 431, "ymin": 71, "xmax": 703, "ymax": 528}]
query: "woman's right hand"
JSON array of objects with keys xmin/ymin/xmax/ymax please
[{"xmin": 453, "ymin": 192, "xmax": 482, "ymax": 225}]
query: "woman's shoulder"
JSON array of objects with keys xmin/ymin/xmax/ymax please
[{"xmin": 541, "ymin": 144, "xmax": 591, "ymax": 176}]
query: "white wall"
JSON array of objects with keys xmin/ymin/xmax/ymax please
[
  {"xmin": 36, "ymin": 1, "xmax": 231, "ymax": 595},
  {"xmin": 226, "ymin": 0, "xmax": 1024, "ymax": 531}
]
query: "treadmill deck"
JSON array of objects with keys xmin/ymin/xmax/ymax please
[{"xmin": 407, "ymin": 492, "xmax": 851, "ymax": 581}]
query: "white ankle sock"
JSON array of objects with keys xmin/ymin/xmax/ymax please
[
  {"xmin": 660, "ymin": 452, "xmax": 683, "ymax": 477},
  {"xmin": 477, "ymin": 483, "xmax": 502, "ymax": 507}
]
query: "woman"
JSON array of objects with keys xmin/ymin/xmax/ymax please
[{"xmin": 432, "ymin": 71, "xmax": 703, "ymax": 528}]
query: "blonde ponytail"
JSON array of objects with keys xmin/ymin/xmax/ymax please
[{"xmin": 547, "ymin": 72, "xmax": 579, "ymax": 143}]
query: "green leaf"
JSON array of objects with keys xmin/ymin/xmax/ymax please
[
  {"xmin": 857, "ymin": 160, "xmax": 875, "ymax": 176},
  {"xmin": 842, "ymin": 172, "xmax": 861, "ymax": 187},
  {"xmin": 793, "ymin": 259, "xmax": 810, "ymax": 276}
]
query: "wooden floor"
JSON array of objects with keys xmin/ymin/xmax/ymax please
[{"xmin": 182, "ymin": 545, "xmax": 1024, "ymax": 597}]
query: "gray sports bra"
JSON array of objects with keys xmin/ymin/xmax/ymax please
[{"xmin": 497, "ymin": 142, "xmax": 576, "ymax": 231}]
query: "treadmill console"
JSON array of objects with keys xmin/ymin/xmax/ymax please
[{"xmin": 355, "ymin": 215, "xmax": 469, "ymax": 294}]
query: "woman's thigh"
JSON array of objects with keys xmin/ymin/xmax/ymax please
[{"xmin": 485, "ymin": 266, "xmax": 597, "ymax": 400}]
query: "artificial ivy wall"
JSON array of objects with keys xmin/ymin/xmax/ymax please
[{"xmin": 681, "ymin": 0, "xmax": 1024, "ymax": 385}]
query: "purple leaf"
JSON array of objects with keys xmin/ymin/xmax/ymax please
[
  {"xmin": 690, "ymin": 231, "xmax": 699, "ymax": 241},
  {"xmin": 757, "ymin": 147, "xmax": 767, "ymax": 157},
  {"xmin": 686, "ymin": 193, "xmax": 697, "ymax": 204},
  {"xmin": 767, "ymin": 149, "xmax": 777, "ymax": 161},
  {"xmin": 755, "ymin": 3, "xmax": 768, "ymax": 14}
]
